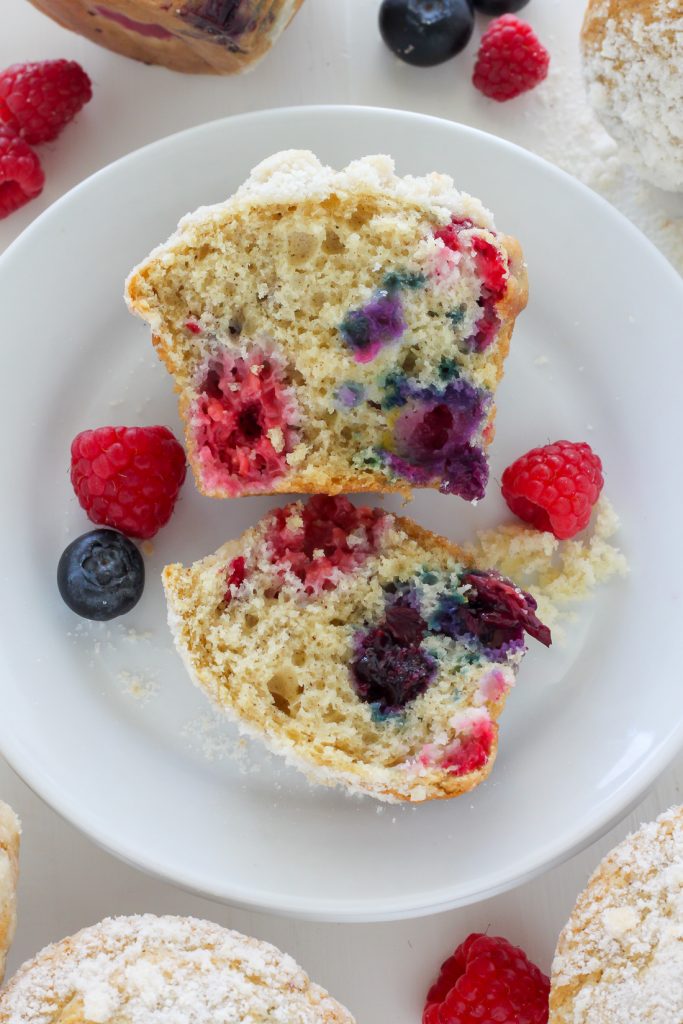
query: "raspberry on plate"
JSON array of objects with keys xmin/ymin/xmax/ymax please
[
  {"xmin": 70, "ymin": 426, "xmax": 187, "ymax": 540},
  {"xmin": 0, "ymin": 125, "xmax": 44, "ymax": 219},
  {"xmin": 501, "ymin": 440, "xmax": 604, "ymax": 540},
  {"xmin": 0, "ymin": 60, "xmax": 92, "ymax": 145},
  {"xmin": 423, "ymin": 933, "xmax": 550, "ymax": 1024},
  {"xmin": 473, "ymin": 15, "xmax": 549, "ymax": 101}
]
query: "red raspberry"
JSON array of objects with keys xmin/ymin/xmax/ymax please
[
  {"xmin": 0, "ymin": 125, "xmax": 44, "ymax": 219},
  {"xmin": 423, "ymin": 933, "xmax": 549, "ymax": 1024},
  {"xmin": 0, "ymin": 60, "xmax": 92, "ymax": 145},
  {"xmin": 473, "ymin": 15, "xmax": 549, "ymax": 101},
  {"xmin": 501, "ymin": 441, "xmax": 604, "ymax": 540},
  {"xmin": 224, "ymin": 556, "xmax": 247, "ymax": 604},
  {"xmin": 71, "ymin": 426, "xmax": 187, "ymax": 540}
]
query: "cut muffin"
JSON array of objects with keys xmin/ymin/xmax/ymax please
[
  {"xmin": 550, "ymin": 805, "xmax": 683, "ymax": 1024},
  {"xmin": 0, "ymin": 914, "xmax": 354, "ymax": 1023},
  {"xmin": 163, "ymin": 496, "xmax": 550, "ymax": 802},
  {"xmin": 126, "ymin": 150, "xmax": 528, "ymax": 503}
]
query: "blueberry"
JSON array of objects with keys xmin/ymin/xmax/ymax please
[
  {"xmin": 352, "ymin": 597, "xmax": 436, "ymax": 715},
  {"xmin": 471, "ymin": 0, "xmax": 530, "ymax": 13},
  {"xmin": 379, "ymin": 0, "xmax": 475, "ymax": 67},
  {"xmin": 57, "ymin": 529, "xmax": 144, "ymax": 621}
]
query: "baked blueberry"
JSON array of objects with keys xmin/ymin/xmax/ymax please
[
  {"xmin": 379, "ymin": 0, "xmax": 475, "ymax": 67},
  {"xmin": 57, "ymin": 529, "xmax": 144, "ymax": 621},
  {"xmin": 472, "ymin": 0, "xmax": 530, "ymax": 13}
]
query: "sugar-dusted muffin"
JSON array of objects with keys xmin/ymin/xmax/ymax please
[
  {"xmin": 126, "ymin": 150, "xmax": 528, "ymax": 503},
  {"xmin": 26, "ymin": 0, "xmax": 305, "ymax": 75},
  {"xmin": 163, "ymin": 496, "xmax": 550, "ymax": 802},
  {"xmin": 0, "ymin": 914, "xmax": 354, "ymax": 1023},
  {"xmin": 550, "ymin": 805, "xmax": 683, "ymax": 1024},
  {"xmin": 0, "ymin": 801, "xmax": 20, "ymax": 986},
  {"xmin": 581, "ymin": 0, "xmax": 683, "ymax": 191}
]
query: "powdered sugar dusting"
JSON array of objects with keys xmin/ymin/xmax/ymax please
[
  {"xmin": 551, "ymin": 806, "xmax": 683, "ymax": 1023},
  {"xmin": 0, "ymin": 915, "xmax": 354, "ymax": 1024}
]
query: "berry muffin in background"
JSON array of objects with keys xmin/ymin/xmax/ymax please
[
  {"xmin": 0, "ymin": 915, "xmax": 355, "ymax": 1023},
  {"xmin": 0, "ymin": 802, "xmax": 20, "ymax": 986},
  {"xmin": 25, "ymin": 0, "xmax": 305, "ymax": 74},
  {"xmin": 550, "ymin": 806, "xmax": 683, "ymax": 1023},
  {"xmin": 581, "ymin": 0, "xmax": 683, "ymax": 192}
]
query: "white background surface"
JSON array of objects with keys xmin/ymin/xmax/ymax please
[{"xmin": 1, "ymin": 1, "xmax": 682, "ymax": 1022}]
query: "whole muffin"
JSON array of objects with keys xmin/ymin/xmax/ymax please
[
  {"xmin": 550, "ymin": 805, "xmax": 683, "ymax": 1023},
  {"xmin": 25, "ymin": 0, "xmax": 305, "ymax": 75},
  {"xmin": 0, "ymin": 914, "xmax": 354, "ymax": 1022},
  {"xmin": 581, "ymin": 0, "xmax": 683, "ymax": 191},
  {"xmin": 0, "ymin": 802, "xmax": 20, "ymax": 986}
]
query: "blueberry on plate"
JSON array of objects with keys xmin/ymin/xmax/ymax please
[
  {"xmin": 57, "ymin": 529, "xmax": 144, "ymax": 621},
  {"xmin": 379, "ymin": 0, "xmax": 475, "ymax": 67},
  {"xmin": 472, "ymin": 0, "xmax": 530, "ymax": 13}
]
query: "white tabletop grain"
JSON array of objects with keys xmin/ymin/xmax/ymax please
[{"xmin": 2, "ymin": 2, "xmax": 682, "ymax": 1022}]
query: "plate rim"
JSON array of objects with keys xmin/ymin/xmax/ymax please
[{"xmin": 1, "ymin": 104, "xmax": 683, "ymax": 922}]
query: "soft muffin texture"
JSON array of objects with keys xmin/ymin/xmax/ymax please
[
  {"xmin": 126, "ymin": 150, "xmax": 527, "ymax": 503},
  {"xmin": 0, "ymin": 914, "xmax": 354, "ymax": 1023},
  {"xmin": 163, "ymin": 498, "xmax": 549, "ymax": 803},
  {"xmin": 0, "ymin": 801, "xmax": 20, "ymax": 986},
  {"xmin": 551, "ymin": 806, "xmax": 683, "ymax": 1024},
  {"xmin": 581, "ymin": 0, "xmax": 683, "ymax": 191},
  {"xmin": 26, "ymin": 0, "xmax": 304, "ymax": 75}
]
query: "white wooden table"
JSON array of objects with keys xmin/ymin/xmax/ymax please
[{"xmin": 2, "ymin": 2, "xmax": 681, "ymax": 1021}]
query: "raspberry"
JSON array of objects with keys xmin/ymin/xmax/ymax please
[
  {"xmin": 0, "ymin": 125, "xmax": 44, "ymax": 219},
  {"xmin": 473, "ymin": 15, "xmax": 549, "ymax": 101},
  {"xmin": 441, "ymin": 716, "xmax": 496, "ymax": 775},
  {"xmin": 224, "ymin": 556, "xmax": 247, "ymax": 604},
  {"xmin": 267, "ymin": 496, "xmax": 387, "ymax": 594},
  {"xmin": 424, "ymin": 933, "xmax": 550, "ymax": 1024},
  {"xmin": 191, "ymin": 347, "xmax": 299, "ymax": 497},
  {"xmin": 0, "ymin": 60, "xmax": 92, "ymax": 145},
  {"xmin": 471, "ymin": 235, "xmax": 508, "ymax": 300},
  {"xmin": 501, "ymin": 440, "xmax": 604, "ymax": 540},
  {"xmin": 70, "ymin": 426, "xmax": 187, "ymax": 540}
]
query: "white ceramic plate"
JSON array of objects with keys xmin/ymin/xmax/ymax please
[{"xmin": 1, "ymin": 106, "xmax": 682, "ymax": 922}]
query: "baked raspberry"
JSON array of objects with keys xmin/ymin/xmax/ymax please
[
  {"xmin": 70, "ymin": 426, "xmax": 186, "ymax": 540},
  {"xmin": 0, "ymin": 60, "xmax": 92, "ymax": 145},
  {"xmin": 433, "ymin": 220, "xmax": 507, "ymax": 352},
  {"xmin": 471, "ymin": 235, "xmax": 508, "ymax": 301},
  {"xmin": 224, "ymin": 556, "xmax": 246, "ymax": 604},
  {"xmin": 0, "ymin": 125, "xmax": 44, "ymax": 219},
  {"xmin": 424, "ymin": 933, "xmax": 550, "ymax": 1024},
  {"xmin": 441, "ymin": 715, "xmax": 496, "ymax": 775},
  {"xmin": 501, "ymin": 440, "xmax": 604, "ymax": 540},
  {"xmin": 469, "ymin": 301, "xmax": 501, "ymax": 353},
  {"xmin": 434, "ymin": 217, "xmax": 474, "ymax": 252},
  {"xmin": 473, "ymin": 15, "xmax": 550, "ymax": 101},
  {"xmin": 191, "ymin": 347, "xmax": 299, "ymax": 497},
  {"xmin": 267, "ymin": 495, "xmax": 387, "ymax": 594}
]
